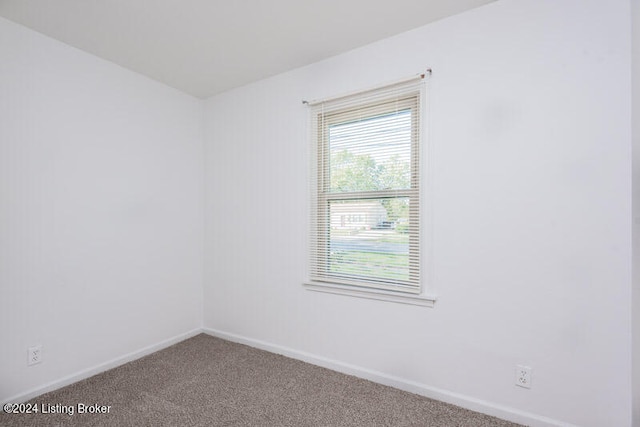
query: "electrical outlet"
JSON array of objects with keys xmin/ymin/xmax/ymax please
[
  {"xmin": 28, "ymin": 345, "xmax": 42, "ymax": 366},
  {"xmin": 515, "ymin": 365, "xmax": 531, "ymax": 388}
]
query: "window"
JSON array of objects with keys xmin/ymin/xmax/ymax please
[{"xmin": 308, "ymin": 76, "xmax": 425, "ymax": 296}]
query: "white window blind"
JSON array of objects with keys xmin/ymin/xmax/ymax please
[{"xmin": 309, "ymin": 76, "xmax": 424, "ymax": 294}]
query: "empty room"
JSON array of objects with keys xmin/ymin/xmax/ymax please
[{"xmin": 1, "ymin": 0, "xmax": 638, "ymax": 426}]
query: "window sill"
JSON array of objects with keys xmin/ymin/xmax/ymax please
[{"xmin": 303, "ymin": 281, "xmax": 436, "ymax": 307}]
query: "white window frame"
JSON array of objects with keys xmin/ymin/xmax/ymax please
[{"xmin": 304, "ymin": 75, "xmax": 436, "ymax": 307}]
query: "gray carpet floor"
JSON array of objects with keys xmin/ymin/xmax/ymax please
[{"xmin": 0, "ymin": 334, "xmax": 522, "ymax": 426}]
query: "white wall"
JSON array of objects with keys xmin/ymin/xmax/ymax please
[
  {"xmin": 0, "ymin": 17, "xmax": 204, "ymax": 402},
  {"xmin": 632, "ymin": 0, "xmax": 640, "ymax": 424},
  {"xmin": 203, "ymin": 1, "xmax": 632, "ymax": 426}
]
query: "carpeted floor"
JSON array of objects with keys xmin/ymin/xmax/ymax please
[{"xmin": 0, "ymin": 334, "xmax": 522, "ymax": 426}]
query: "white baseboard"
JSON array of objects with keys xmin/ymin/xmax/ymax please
[
  {"xmin": 1, "ymin": 328, "xmax": 202, "ymax": 406},
  {"xmin": 203, "ymin": 327, "xmax": 574, "ymax": 427}
]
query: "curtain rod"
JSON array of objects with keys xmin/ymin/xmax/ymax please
[{"xmin": 302, "ymin": 69, "xmax": 431, "ymax": 106}]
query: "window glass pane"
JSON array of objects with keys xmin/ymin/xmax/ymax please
[
  {"xmin": 328, "ymin": 197, "xmax": 411, "ymax": 284},
  {"xmin": 329, "ymin": 109, "xmax": 411, "ymax": 193}
]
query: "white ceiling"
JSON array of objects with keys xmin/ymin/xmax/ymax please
[{"xmin": 0, "ymin": 0, "xmax": 495, "ymax": 98}]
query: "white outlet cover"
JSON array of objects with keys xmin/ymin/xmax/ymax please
[
  {"xmin": 515, "ymin": 365, "xmax": 532, "ymax": 388},
  {"xmin": 28, "ymin": 345, "xmax": 42, "ymax": 366}
]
